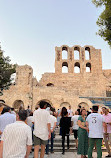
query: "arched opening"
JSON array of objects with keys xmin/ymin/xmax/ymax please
[
  {"xmin": 13, "ymin": 100, "xmax": 24, "ymax": 110},
  {"xmin": 74, "ymin": 62, "xmax": 80, "ymax": 73},
  {"xmin": 36, "ymin": 99, "xmax": 55, "ymax": 112},
  {"xmin": 85, "ymin": 47, "xmax": 90, "ymax": 60},
  {"xmin": 62, "ymin": 47, "xmax": 68, "ymax": 59},
  {"xmin": 0, "ymin": 100, "xmax": 5, "ymax": 103},
  {"xmin": 62, "ymin": 62, "xmax": 68, "ymax": 73},
  {"xmin": 86, "ymin": 62, "xmax": 91, "ymax": 72},
  {"xmin": 78, "ymin": 102, "xmax": 89, "ymax": 110},
  {"xmin": 74, "ymin": 47, "xmax": 80, "ymax": 60},
  {"xmin": 60, "ymin": 102, "xmax": 70, "ymax": 108},
  {"xmin": 46, "ymin": 83, "xmax": 54, "ymax": 87}
]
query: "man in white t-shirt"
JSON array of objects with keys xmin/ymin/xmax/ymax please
[
  {"xmin": 68, "ymin": 105, "xmax": 73, "ymax": 117},
  {"xmin": 0, "ymin": 110, "xmax": 32, "ymax": 158},
  {"xmin": 71, "ymin": 111, "xmax": 79, "ymax": 148},
  {"xmin": 86, "ymin": 105, "xmax": 107, "ymax": 158},
  {"xmin": 33, "ymin": 101, "xmax": 51, "ymax": 158},
  {"xmin": 46, "ymin": 111, "xmax": 57, "ymax": 154}
]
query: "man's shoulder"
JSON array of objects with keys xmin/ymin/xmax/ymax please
[
  {"xmin": 86, "ymin": 113, "xmax": 93, "ymax": 120},
  {"xmin": 72, "ymin": 115, "xmax": 78, "ymax": 119},
  {"xmin": 87, "ymin": 113, "xmax": 103, "ymax": 119},
  {"xmin": 108, "ymin": 113, "xmax": 111, "ymax": 117},
  {"xmin": 50, "ymin": 115, "xmax": 57, "ymax": 121},
  {"xmin": 34, "ymin": 109, "xmax": 50, "ymax": 115},
  {"xmin": 4, "ymin": 121, "xmax": 16, "ymax": 129},
  {"xmin": 10, "ymin": 113, "xmax": 16, "ymax": 118}
]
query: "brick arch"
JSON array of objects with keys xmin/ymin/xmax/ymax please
[
  {"xmin": 85, "ymin": 47, "xmax": 91, "ymax": 60},
  {"xmin": 13, "ymin": 100, "xmax": 24, "ymax": 110},
  {"xmin": 78, "ymin": 98, "xmax": 93, "ymax": 110},
  {"xmin": 61, "ymin": 45, "xmax": 69, "ymax": 50},
  {"xmin": 46, "ymin": 83, "xmax": 54, "ymax": 87},
  {"xmin": 36, "ymin": 99, "xmax": 53, "ymax": 107},
  {"xmin": 62, "ymin": 46, "xmax": 68, "ymax": 60},
  {"xmin": 74, "ymin": 62, "xmax": 80, "ymax": 73},
  {"xmin": 78, "ymin": 102, "xmax": 89, "ymax": 110},
  {"xmin": 60, "ymin": 102, "xmax": 70, "ymax": 108},
  {"xmin": 62, "ymin": 62, "xmax": 68, "ymax": 73},
  {"xmin": 73, "ymin": 46, "xmax": 81, "ymax": 60},
  {"xmin": 86, "ymin": 62, "xmax": 91, "ymax": 72}
]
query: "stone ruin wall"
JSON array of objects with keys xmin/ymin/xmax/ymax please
[{"xmin": 0, "ymin": 45, "xmax": 111, "ymax": 111}]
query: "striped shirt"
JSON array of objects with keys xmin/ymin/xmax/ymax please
[{"xmin": 1, "ymin": 121, "xmax": 32, "ymax": 158}]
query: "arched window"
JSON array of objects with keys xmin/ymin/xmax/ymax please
[
  {"xmin": 85, "ymin": 47, "xmax": 90, "ymax": 60},
  {"xmin": 74, "ymin": 47, "xmax": 80, "ymax": 60},
  {"xmin": 46, "ymin": 83, "xmax": 54, "ymax": 87},
  {"xmin": 86, "ymin": 62, "xmax": 91, "ymax": 72},
  {"xmin": 74, "ymin": 62, "xmax": 80, "ymax": 73},
  {"xmin": 62, "ymin": 47, "xmax": 68, "ymax": 59},
  {"xmin": 62, "ymin": 62, "xmax": 68, "ymax": 73}
]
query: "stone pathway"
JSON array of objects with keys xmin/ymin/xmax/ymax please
[{"xmin": 29, "ymin": 151, "xmax": 108, "ymax": 158}]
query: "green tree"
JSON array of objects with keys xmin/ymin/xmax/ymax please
[
  {"xmin": 0, "ymin": 46, "xmax": 16, "ymax": 95},
  {"xmin": 92, "ymin": 0, "xmax": 111, "ymax": 47}
]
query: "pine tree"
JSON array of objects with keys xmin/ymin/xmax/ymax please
[
  {"xmin": 0, "ymin": 45, "xmax": 16, "ymax": 96},
  {"xmin": 92, "ymin": 0, "xmax": 111, "ymax": 47}
]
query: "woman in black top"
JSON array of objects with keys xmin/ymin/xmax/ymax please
[{"xmin": 60, "ymin": 107, "xmax": 71, "ymax": 154}]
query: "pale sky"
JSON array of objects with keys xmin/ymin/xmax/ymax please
[{"xmin": 0, "ymin": 0, "xmax": 111, "ymax": 81}]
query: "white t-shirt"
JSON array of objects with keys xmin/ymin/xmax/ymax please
[
  {"xmin": 71, "ymin": 115, "xmax": 79, "ymax": 130},
  {"xmin": 27, "ymin": 116, "xmax": 33, "ymax": 128},
  {"xmin": 1, "ymin": 121, "xmax": 32, "ymax": 158},
  {"xmin": 33, "ymin": 108, "xmax": 50, "ymax": 140},
  {"xmin": 86, "ymin": 113, "xmax": 105, "ymax": 138},
  {"xmin": 49, "ymin": 115, "xmax": 57, "ymax": 130},
  {"xmin": 68, "ymin": 109, "xmax": 73, "ymax": 117}
]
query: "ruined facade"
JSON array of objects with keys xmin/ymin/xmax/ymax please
[{"xmin": 1, "ymin": 45, "xmax": 111, "ymax": 111}]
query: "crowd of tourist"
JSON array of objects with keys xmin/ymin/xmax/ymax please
[{"xmin": 0, "ymin": 102, "xmax": 111, "ymax": 158}]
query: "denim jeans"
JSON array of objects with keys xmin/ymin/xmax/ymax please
[{"xmin": 46, "ymin": 132, "xmax": 54, "ymax": 154}]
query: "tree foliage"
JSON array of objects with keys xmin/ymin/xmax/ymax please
[
  {"xmin": 0, "ymin": 46, "xmax": 16, "ymax": 95},
  {"xmin": 92, "ymin": 0, "xmax": 111, "ymax": 47}
]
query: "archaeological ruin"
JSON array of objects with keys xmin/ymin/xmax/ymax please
[{"xmin": 0, "ymin": 45, "xmax": 111, "ymax": 111}]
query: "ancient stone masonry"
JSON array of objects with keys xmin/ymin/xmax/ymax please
[{"xmin": 0, "ymin": 45, "xmax": 111, "ymax": 111}]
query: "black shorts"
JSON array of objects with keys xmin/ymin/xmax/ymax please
[{"xmin": 73, "ymin": 130, "xmax": 78, "ymax": 139}]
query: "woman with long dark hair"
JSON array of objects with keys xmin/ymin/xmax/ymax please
[{"xmin": 60, "ymin": 107, "xmax": 71, "ymax": 155}]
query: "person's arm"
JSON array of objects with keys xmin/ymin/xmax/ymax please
[
  {"xmin": 0, "ymin": 140, "xmax": 3, "ymax": 158},
  {"xmin": 25, "ymin": 145, "xmax": 32, "ymax": 158},
  {"xmin": 51, "ymin": 122, "xmax": 57, "ymax": 133},
  {"xmin": 70, "ymin": 126, "xmax": 73, "ymax": 134},
  {"xmin": 71, "ymin": 121, "xmax": 73, "ymax": 127},
  {"xmin": 85, "ymin": 121, "xmax": 89, "ymax": 133},
  {"xmin": 103, "ymin": 122, "xmax": 107, "ymax": 134},
  {"xmin": 0, "ymin": 131, "xmax": 2, "ymax": 135},
  {"xmin": 47, "ymin": 123, "xmax": 51, "ymax": 139},
  {"xmin": 78, "ymin": 120, "xmax": 88, "ymax": 131}
]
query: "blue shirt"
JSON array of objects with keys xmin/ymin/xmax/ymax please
[{"xmin": 0, "ymin": 112, "xmax": 16, "ymax": 139}]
